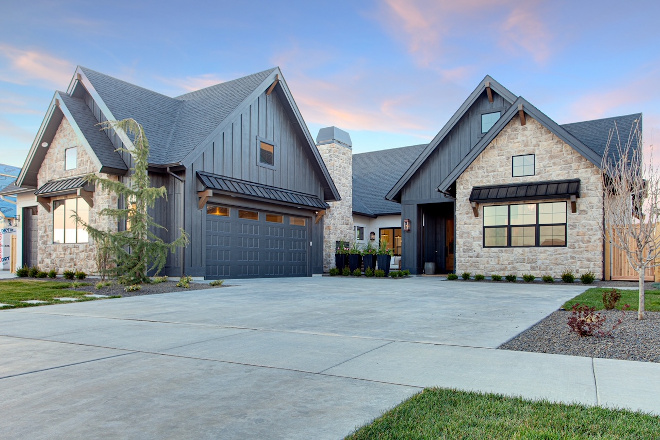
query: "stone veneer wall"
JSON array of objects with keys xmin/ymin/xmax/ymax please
[
  {"xmin": 36, "ymin": 117, "xmax": 118, "ymax": 274},
  {"xmin": 455, "ymin": 115, "xmax": 604, "ymax": 279},
  {"xmin": 317, "ymin": 141, "xmax": 354, "ymax": 272}
]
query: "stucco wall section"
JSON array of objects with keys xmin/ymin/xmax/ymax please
[
  {"xmin": 455, "ymin": 115, "xmax": 604, "ymax": 278},
  {"xmin": 317, "ymin": 141, "xmax": 354, "ymax": 271},
  {"xmin": 35, "ymin": 116, "xmax": 118, "ymax": 274}
]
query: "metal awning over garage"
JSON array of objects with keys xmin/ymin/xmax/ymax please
[
  {"xmin": 197, "ymin": 171, "xmax": 328, "ymax": 210},
  {"xmin": 469, "ymin": 179, "xmax": 580, "ymax": 203}
]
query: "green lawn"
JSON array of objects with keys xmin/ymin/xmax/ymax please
[
  {"xmin": 562, "ymin": 287, "xmax": 660, "ymax": 311},
  {"xmin": 0, "ymin": 279, "xmax": 98, "ymax": 308},
  {"xmin": 346, "ymin": 388, "xmax": 660, "ymax": 440}
]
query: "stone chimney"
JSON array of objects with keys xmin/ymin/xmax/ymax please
[{"xmin": 316, "ymin": 126, "xmax": 354, "ymax": 272}]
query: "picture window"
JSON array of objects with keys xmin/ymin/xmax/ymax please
[
  {"xmin": 483, "ymin": 202, "xmax": 566, "ymax": 248},
  {"xmin": 53, "ymin": 198, "xmax": 89, "ymax": 244}
]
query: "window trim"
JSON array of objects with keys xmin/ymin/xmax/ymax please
[
  {"xmin": 483, "ymin": 202, "xmax": 567, "ymax": 248},
  {"xmin": 512, "ymin": 154, "xmax": 535, "ymax": 177},
  {"xmin": 256, "ymin": 136, "xmax": 277, "ymax": 170},
  {"xmin": 65, "ymin": 147, "xmax": 77, "ymax": 171},
  {"xmin": 481, "ymin": 111, "xmax": 501, "ymax": 134}
]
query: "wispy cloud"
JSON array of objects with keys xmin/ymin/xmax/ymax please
[
  {"xmin": 376, "ymin": 0, "xmax": 553, "ymax": 67},
  {"xmin": 0, "ymin": 117, "xmax": 34, "ymax": 145},
  {"xmin": 0, "ymin": 44, "xmax": 73, "ymax": 89},
  {"xmin": 157, "ymin": 73, "xmax": 228, "ymax": 94}
]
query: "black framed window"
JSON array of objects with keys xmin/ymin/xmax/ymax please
[
  {"xmin": 379, "ymin": 228, "xmax": 402, "ymax": 256},
  {"xmin": 355, "ymin": 226, "xmax": 364, "ymax": 241},
  {"xmin": 53, "ymin": 198, "xmax": 89, "ymax": 244},
  {"xmin": 512, "ymin": 154, "xmax": 535, "ymax": 177},
  {"xmin": 481, "ymin": 111, "xmax": 500, "ymax": 133},
  {"xmin": 483, "ymin": 202, "xmax": 566, "ymax": 248}
]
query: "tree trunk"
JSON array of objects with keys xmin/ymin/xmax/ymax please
[{"xmin": 638, "ymin": 266, "xmax": 646, "ymax": 320}]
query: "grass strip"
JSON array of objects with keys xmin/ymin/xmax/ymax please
[
  {"xmin": 563, "ymin": 288, "xmax": 660, "ymax": 311},
  {"xmin": 0, "ymin": 280, "xmax": 96, "ymax": 308},
  {"xmin": 346, "ymin": 388, "xmax": 660, "ymax": 440}
]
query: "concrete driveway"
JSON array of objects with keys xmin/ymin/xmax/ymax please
[{"xmin": 1, "ymin": 277, "xmax": 657, "ymax": 439}]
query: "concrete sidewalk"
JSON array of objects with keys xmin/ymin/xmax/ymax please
[{"xmin": 1, "ymin": 277, "xmax": 658, "ymax": 439}]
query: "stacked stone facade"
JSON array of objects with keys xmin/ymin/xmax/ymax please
[
  {"xmin": 36, "ymin": 117, "xmax": 118, "ymax": 274},
  {"xmin": 317, "ymin": 141, "xmax": 354, "ymax": 272},
  {"xmin": 455, "ymin": 115, "xmax": 604, "ymax": 278}
]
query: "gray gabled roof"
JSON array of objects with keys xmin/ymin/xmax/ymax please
[
  {"xmin": 436, "ymin": 97, "xmax": 630, "ymax": 193},
  {"xmin": 561, "ymin": 113, "xmax": 642, "ymax": 161},
  {"xmin": 386, "ymin": 75, "xmax": 517, "ymax": 202},
  {"xmin": 353, "ymin": 144, "xmax": 426, "ymax": 216},
  {"xmin": 57, "ymin": 92, "xmax": 127, "ymax": 172}
]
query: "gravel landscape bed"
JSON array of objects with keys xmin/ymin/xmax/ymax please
[
  {"xmin": 23, "ymin": 278, "xmax": 223, "ymax": 297},
  {"xmin": 500, "ymin": 310, "xmax": 660, "ymax": 363}
]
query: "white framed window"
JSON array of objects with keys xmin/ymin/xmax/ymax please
[{"xmin": 65, "ymin": 147, "xmax": 77, "ymax": 170}]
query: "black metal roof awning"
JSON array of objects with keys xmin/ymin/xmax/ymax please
[
  {"xmin": 469, "ymin": 179, "xmax": 580, "ymax": 203},
  {"xmin": 197, "ymin": 171, "xmax": 328, "ymax": 210},
  {"xmin": 35, "ymin": 177, "xmax": 94, "ymax": 197}
]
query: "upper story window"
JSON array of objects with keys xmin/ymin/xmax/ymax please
[
  {"xmin": 65, "ymin": 147, "xmax": 77, "ymax": 170},
  {"xmin": 512, "ymin": 154, "xmax": 535, "ymax": 177},
  {"xmin": 53, "ymin": 198, "xmax": 89, "ymax": 244},
  {"xmin": 259, "ymin": 140, "xmax": 275, "ymax": 167},
  {"xmin": 481, "ymin": 112, "xmax": 500, "ymax": 133}
]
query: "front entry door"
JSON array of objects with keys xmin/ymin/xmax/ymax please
[{"xmin": 445, "ymin": 218, "xmax": 454, "ymax": 272}]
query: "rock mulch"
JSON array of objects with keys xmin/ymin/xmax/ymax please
[
  {"xmin": 500, "ymin": 310, "xmax": 660, "ymax": 363},
  {"xmin": 65, "ymin": 280, "xmax": 222, "ymax": 297}
]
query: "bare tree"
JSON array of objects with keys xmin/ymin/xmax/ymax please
[{"xmin": 602, "ymin": 119, "xmax": 659, "ymax": 319}]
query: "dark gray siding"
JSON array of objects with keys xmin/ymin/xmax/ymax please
[
  {"xmin": 183, "ymin": 89, "xmax": 325, "ymax": 277},
  {"xmin": 401, "ymin": 92, "xmax": 509, "ymax": 202}
]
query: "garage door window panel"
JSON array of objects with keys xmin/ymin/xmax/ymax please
[{"xmin": 239, "ymin": 209, "xmax": 259, "ymax": 221}]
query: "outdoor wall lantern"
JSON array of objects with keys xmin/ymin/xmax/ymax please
[
  {"xmin": 404, "ymin": 218, "xmax": 411, "ymax": 232},
  {"xmin": 369, "ymin": 231, "xmax": 376, "ymax": 240}
]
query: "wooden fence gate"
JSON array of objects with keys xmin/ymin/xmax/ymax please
[{"xmin": 604, "ymin": 225, "xmax": 658, "ymax": 281}]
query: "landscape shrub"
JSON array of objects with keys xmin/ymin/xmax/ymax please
[
  {"xmin": 566, "ymin": 303, "xmax": 628, "ymax": 337},
  {"xmin": 16, "ymin": 266, "xmax": 29, "ymax": 277},
  {"xmin": 63, "ymin": 270, "xmax": 75, "ymax": 280},
  {"xmin": 389, "ymin": 271, "xmax": 398, "ymax": 278},
  {"xmin": 401, "ymin": 270, "xmax": 410, "ymax": 276},
  {"xmin": 36, "ymin": 271, "xmax": 48, "ymax": 278},
  {"xmin": 95, "ymin": 281, "xmax": 112, "ymax": 290},
  {"xmin": 329, "ymin": 268, "xmax": 340, "ymax": 276},
  {"xmin": 491, "ymin": 274, "xmax": 502, "ymax": 281},
  {"xmin": 542, "ymin": 275, "xmax": 554, "ymax": 283},
  {"xmin": 561, "ymin": 270, "xmax": 575, "ymax": 283},
  {"xmin": 209, "ymin": 280, "xmax": 224, "ymax": 287},
  {"xmin": 70, "ymin": 281, "xmax": 85, "ymax": 288},
  {"xmin": 176, "ymin": 275, "xmax": 193, "ymax": 288},
  {"xmin": 365, "ymin": 267, "xmax": 374, "ymax": 277},
  {"xmin": 447, "ymin": 273, "xmax": 458, "ymax": 280},
  {"xmin": 151, "ymin": 276, "xmax": 168, "ymax": 284},
  {"xmin": 374, "ymin": 269, "xmax": 385, "ymax": 277},
  {"xmin": 75, "ymin": 271, "xmax": 87, "ymax": 280},
  {"xmin": 505, "ymin": 274, "xmax": 517, "ymax": 282},
  {"xmin": 342, "ymin": 267, "xmax": 351, "ymax": 276},
  {"xmin": 602, "ymin": 288, "xmax": 622, "ymax": 310},
  {"xmin": 353, "ymin": 268, "xmax": 362, "ymax": 277},
  {"xmin": 474, "ymin": 274, "xmax": 485, "ymax": 281},
  {"xmin": 28, "ymin": 266, "xmax": 40, "ymax": 278},
  {"xmin": 48, "ymin": 269, "xmax": 57, "ymax": 278},
  {"xmin": 461, "ymin": 272, "xmax": 471, "ymax": 280},
  {"xmin": 580, "ymin": 272, "xmax": 595, "ymax": 284},
  {"xmin": 124, "ymin": 284, "xmax": 142, "ymax": 292},
  {"xmin": 522, "ymin": 274, "xmax": 535, "ymax": 283}
]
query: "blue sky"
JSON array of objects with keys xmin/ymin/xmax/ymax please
[{"xmin": 1, "ymin": 0, "xmax": 659, "ymax": 168}]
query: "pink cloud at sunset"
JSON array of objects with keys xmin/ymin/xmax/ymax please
[{"xmin": 0, "ymin": 44, "xmax": 73, "ymax": 89}]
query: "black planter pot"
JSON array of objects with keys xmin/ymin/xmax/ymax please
[
  {"xmin": 363, "ymin": 254, "xmax": 376, "ymax": 272},
  {"xmin": 348, "ymin": 254, "xmax": 362, "ymax": 272},
  {"xmin": 377, "ymin": 254, "xmax": 392, "ymax": 276},
  {"xmin": 335, "ymin": 253, "xmax": 346, "ymax": 271}
]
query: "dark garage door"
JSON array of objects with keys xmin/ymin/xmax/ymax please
[{"xmin": 206, "ymin": 205, "xmax": 310, "ymax": 279}]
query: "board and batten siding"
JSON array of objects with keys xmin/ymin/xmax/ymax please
[{"xmin": 182, "ymin": 88, "xmax": 325, "ymax": 276}]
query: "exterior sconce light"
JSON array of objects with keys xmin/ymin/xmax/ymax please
[
  {"xmin": 404, "ymin": 218, "xmax": 411, "ymax": 232},
  {"xmin": 369, "ymin": 231, "xmax": 376, "ymax": 240}
]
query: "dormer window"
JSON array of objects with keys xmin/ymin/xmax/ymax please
[
  {"xmin": 481, "ymin": 112, "xmax": 500, "ymax": 133},
  {"xmin": 65, "ymin": 147, "xmax": 77, "ymax": 170}
]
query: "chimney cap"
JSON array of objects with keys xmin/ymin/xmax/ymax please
[{"xmin": 316, "ymin": 126, "xmax": 352, "ymax": 148}]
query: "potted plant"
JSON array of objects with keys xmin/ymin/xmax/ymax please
[
  {"xmin": 348, "ymin": 242, "xmax": 363, "ymax": 273},
  {"xmin": 335, "ymin": 241, "xmax": 349, "ymax": 271},
  {"xmin": 362, "ymin": 241, "xmax": 377, "ymax": 272},
  {"xmin": 377, "ymin": 239, "xmax": 393, "ymax": 276}
]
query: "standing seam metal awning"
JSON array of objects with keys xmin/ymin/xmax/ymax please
[
  {"xmin": 469, "ymin": 179, "xmax": 580, "ymax": 203},
  {"xmin": 34, "ymin": 177, "xmax": 94, "ymax": 197},
  {"xmin": 197, "ymin": 171, "xmax": 328, "ymax": 210}
]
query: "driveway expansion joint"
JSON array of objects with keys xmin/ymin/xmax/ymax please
[
  {"xmin": 317, "ymin": 341, "xmax": 395, "ymax": 374},
  {"xmin": 0, "ymin": 351, "xmax": 137, "ymax": 380}
]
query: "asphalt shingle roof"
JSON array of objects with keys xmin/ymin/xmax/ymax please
[
  {"xmin": 352, "ymin": 144, "xmax": 426, "ymax": 216},
  {"xmin": 58, "ymin": 93, "xmax": 127, "ymax": 171},
  {"xmin": 79, "ymin": 67, "xmax": 277, "ymax": 165},
  {"xmin": 561, "ymin": 113, "xmax": 642, "ymax": 161}
]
